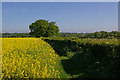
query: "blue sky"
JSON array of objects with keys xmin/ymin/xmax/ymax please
[
  {"xmin": 2, "ymin": 2, "xmax": 118, "ymax": 33},
  {"xmin": 2, "ymin": 0, "xmax": 120, "ymax": 2}
]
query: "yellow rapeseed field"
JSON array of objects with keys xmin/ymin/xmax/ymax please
[{"xmin": 2, "ymin": 38, "xmax": 67, "ymax": 79}]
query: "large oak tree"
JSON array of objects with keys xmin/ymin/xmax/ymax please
[{"xmin": 29, "ymin": 19, "xmax": 59, "ymax": 37}]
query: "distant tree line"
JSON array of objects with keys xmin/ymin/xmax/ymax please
[
  {"xmin": 1, "ymin": 31, "xmax": 120, "ymax": 39},
  {"xmin": 60, "ymin": 31, "xmax": 120, "ymax": 39},
  {"xmin": 1, "ymin": 33, "xmax": 31, "ymax": 38}
]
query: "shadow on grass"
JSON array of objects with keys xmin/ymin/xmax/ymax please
[{"xmin": 44, "ymin": 39, "xmax": 78, "ymax": 56}]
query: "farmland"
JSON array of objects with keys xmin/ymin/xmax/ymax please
[
  {"xmin": 2, "ymin": 2, "xmax": 119, "ymax": 79},
  {"xmin": 1, "ymin": 37, "xmax": 120, "ymax": 79},
  {"xmin": 2, "ymin": 38, "xmax": 68, "ymax": 79}
]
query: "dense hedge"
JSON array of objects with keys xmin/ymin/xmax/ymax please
[{"xmin": 43, "ymin": 38, "xmax": 120, "ymax": 78}]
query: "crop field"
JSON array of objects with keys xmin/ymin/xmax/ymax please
[
  {"xmin": 2, "ymin": 1, "xmax": 120, "ymax": 79},
  {"xmin": 1, "ymin": 37, "xmax": 120, "ymax": 79},
  {"xmin": 2, "ymin": 38, "xmax": 68, "ymax": 79}
]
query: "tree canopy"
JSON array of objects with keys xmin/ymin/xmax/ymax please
[{"xmin": 29, "ymin": 19, "xmax": 59, "ymax": 37}]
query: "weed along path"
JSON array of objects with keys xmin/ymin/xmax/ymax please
[{"xmin": 43, "ymin": 38, "xmax": 120, "ymax": 79}]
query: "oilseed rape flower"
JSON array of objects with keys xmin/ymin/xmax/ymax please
[{"xmin": 2, "ymin": 38, "xmax": 68, "ymax": 79}]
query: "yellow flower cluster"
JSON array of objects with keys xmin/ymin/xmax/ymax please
[{"xmin": 2, "ymin": 38, "xmax": 63, "ymax": 78}]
